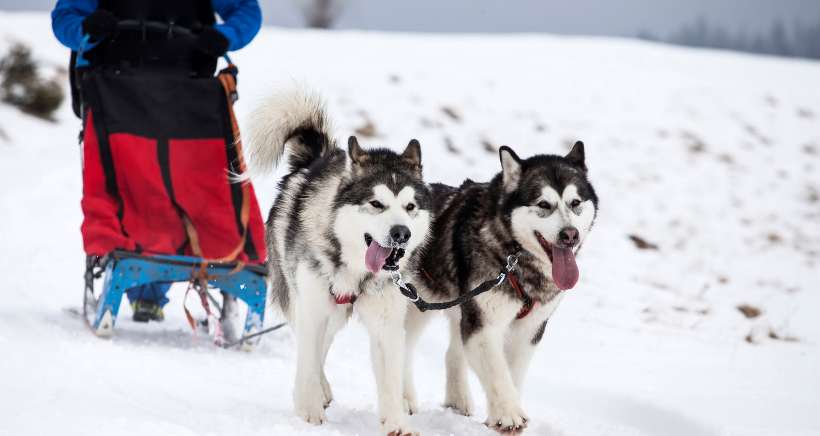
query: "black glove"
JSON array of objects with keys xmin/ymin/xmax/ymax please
[
  {"xmin": 81, "ymin": 10, "xmax": 118, "ymax": 41},
  {"xmin": 194, "ymin": 27, "xmax": 229, "ymax": 58}
]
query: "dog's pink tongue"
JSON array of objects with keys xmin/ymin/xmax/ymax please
[
  {"xmin": 365, "ymin": 242, "xmax": 393, "ymax": 273},
  {"xmin": 551, "ymin": 246, "xmax": 579, "ymax": 290}
]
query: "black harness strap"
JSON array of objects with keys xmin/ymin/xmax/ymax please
[
  {"xmin": 395, "ymin": 273, "xmax": 507, "ymax": 312},
  {"xmin": 387, "ymin": 253, "xmax": 522, "ymax": 313}
]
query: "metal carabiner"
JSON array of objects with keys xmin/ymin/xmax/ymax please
[
  {"xmin": 390, "ymin": 269, "xmax": 420, "ymax": 302},
  {"xmin": 390, "ymin": 269, "xmax": 402, "ymax": 285},
  {"xmin": 505, "ymin": 254, "xmax": 519, "ymax": 272}
]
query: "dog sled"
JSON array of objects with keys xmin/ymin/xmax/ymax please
[{"xmin": 74, "ymin": 21, "xmax": 269, "ymax": 347}]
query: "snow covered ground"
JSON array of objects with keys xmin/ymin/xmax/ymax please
[{"xmin": 1, "ymin": 12, "xmax": 819, "ymax": 436}]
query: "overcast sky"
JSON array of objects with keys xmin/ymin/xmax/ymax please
[{"xmin": 3, "ymin": 0, "xmax": 819, "ymax": 37}]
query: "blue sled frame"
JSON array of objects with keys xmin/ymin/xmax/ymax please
[{"xmin": 84, "ymin": 250, "xmax": 267, "ymax": 345}]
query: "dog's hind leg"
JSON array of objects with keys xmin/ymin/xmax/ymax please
[
  {"xmin": 443, "ymin": 312, "xmax": 474, "ymax": 416},
  {"xmin": 402, "ymin": 305, "xmax": 432, "ymax": 415},
  {"xmin": 291, "ymin": 263, "xmax": 335, "ymax": 425}
]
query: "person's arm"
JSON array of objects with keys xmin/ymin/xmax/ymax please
[
  {"xmin": 212, "ymin": 0, "xmax": 262, "ymax": 51},
  {"xmin": 51, "ymin": 0, "xmax": 98, "ymax": 51}
]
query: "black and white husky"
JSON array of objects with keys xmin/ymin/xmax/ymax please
[
  {"xmin": 246, "ymin": 89, "xmax": 432, "ymax": 435},
  {"xmin": 403, "ymin": 142, "xmax": 598, "ymax": 433}
]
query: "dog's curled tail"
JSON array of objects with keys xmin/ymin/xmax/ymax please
[{"xmin": 246, "ymin": 87, "xmax": 335, "ymax": 174}]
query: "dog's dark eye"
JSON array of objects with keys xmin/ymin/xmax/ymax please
[
  {"xmin": 570, "ymin": 199, "xmax": 581, "ymax": 208},
  {"xmin": 406, "ymin": 203, "xmax": 416, "ymax": 212},
  {"xmin": 537, "ymin": 201, "xmax": 552, "ymax": 210},
  {"xmin": 370, "ymin": 200, "xmax": 385, "ymax": 209}
]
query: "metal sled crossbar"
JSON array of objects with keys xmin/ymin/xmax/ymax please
[{"xmin": 86, "ymin": 250, "xmax": 267, "ymax": 344}]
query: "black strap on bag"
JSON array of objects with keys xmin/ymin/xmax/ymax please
[{"xmin": 69, "ymin": 51, "xmax": 82, "ymax": 118}]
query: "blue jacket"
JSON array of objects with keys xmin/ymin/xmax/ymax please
[{"xmin": 51, "ymin": 0, "xmax": 261, "ymax": 52}]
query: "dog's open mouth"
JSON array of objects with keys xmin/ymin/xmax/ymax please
[
  {"xmin": 363, "ymin": 234, "xmax": 402, "ymax": 273},
  {"xmin": 534, "ymin": 231, "xmax": 579, "ymax": 291}
]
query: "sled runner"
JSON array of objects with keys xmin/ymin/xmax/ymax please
[
  {"xmin": 74, "ymin": 21, "xmax": 268, "ymax": 346},
  {"xmin": 83, "ymin": 251, "xmax": 267, "ymax": 344}
]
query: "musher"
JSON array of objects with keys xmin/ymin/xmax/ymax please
[{"xmin": 51, "ymin": 0, "xmax": 262, "ymax": 322}]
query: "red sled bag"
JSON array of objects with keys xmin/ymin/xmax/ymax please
[{"xmin": 79, "ymin": 67, "xmax": 266, "ymax": 264}]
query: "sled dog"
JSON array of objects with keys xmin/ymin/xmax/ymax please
[
  {"xmin": 247, "ymin": 89, "xmax": 432, "ymax": 435},
  {"xmin": 403, "ymin": 142, "xmax": 598, "ymax": 433}
]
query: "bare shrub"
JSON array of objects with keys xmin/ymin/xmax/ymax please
[
  {"xmin": 0, "ymin": 43, "xmax": 64, "ymax": 120},
  {"xmin": 297, "ymin": 0, "xmax": 343, "ymax": 29}
]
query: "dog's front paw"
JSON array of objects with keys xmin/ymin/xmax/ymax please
[
  {"xmin": 386, "ymin": 431, "xmax": 420, "ymax": 436},
  {"xmin": 381, "ymin": 415, "xmax": 418, "ymax": 436},
  {"xmin": 295, "ymin": 403, "xmax": 326, "ymax": 425},
  {"xmin": 485, "ymin": 401, "xmax": 528, "ymax": 434},
  {"xmin": 403, "ymin": 388, "xmax": 418, "ymax": 415},
  {"xmin": 320, "ymin": 372, "xmax": 333, "ymax": 408},
  {"xmin": 444, "ymin": 388, "xmax": 474, "ymax": 416},
  {"xmin": 294, "ymin": 383, "xmax": 327, "ymax": 425}
]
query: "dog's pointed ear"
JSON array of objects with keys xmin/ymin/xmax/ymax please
[
  {"xmin": 565, "ymin": 141, "xmax": 586, "ymax": 172},
  {"xmin": 348, "ymin": 136, "xmax": 368, "ymax": 165},
  {"xmin": 401, "ymin": 139, "xmax": 422, "ymax": 170},
  {"xmin": 499, "ymin": 146, "xmax": 522, "ymax": 193}
]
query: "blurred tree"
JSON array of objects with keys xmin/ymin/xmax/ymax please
[
  {"xmin": 636, "ymin": 29, "xmax": 658, "ymax": 41},
  {"xmin": 656, "ymin": 15, "xmax": 819, "ymax": 60},
  {"xmin": 297, "ymin": 0, "xmax": 343, "ymax": 29},
  {"xmin": 793, "ymin": 19, "xmax": 820, "ymax": 59},
  {"xmin": 768, "ymin": 21, "xmax": 792, "ymax": 56},
  {"xmin": 0, "ymin": 43, "xmax": 64, "ymax": 120}
]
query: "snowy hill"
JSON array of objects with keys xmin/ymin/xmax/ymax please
[{"xmin": 1, "ymin": 12, "xmax": 819, "ymax": 436}]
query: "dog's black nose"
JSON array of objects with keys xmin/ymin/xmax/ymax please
[
  {"xmin": 558, "ymin": 227, "xmax": 580, "ymax": 247},
  {"xmin": 390, "ymin": 225, "xmax": 411, "ymax": 245}
]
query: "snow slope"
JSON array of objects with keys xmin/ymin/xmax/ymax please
[{"xmin": 1, "ymin": 12, "xmax": 819, "ymax": 436}]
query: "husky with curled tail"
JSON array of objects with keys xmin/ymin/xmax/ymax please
[
  {"xmin": 403, "ymin": 142, "xmax": 598, "ymax": 434},
  {"xmin": 246, "ymin": 89, "xmax": 432, "ymax": 436}
]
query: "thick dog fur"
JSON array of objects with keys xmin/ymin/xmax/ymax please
[
  {"xmin": 404, "ymin": 142, "xmax": 598, "ymax": 433},
  {"xmin": 247, "ymin": 88, "xmax": 432, "ymax": 435}
]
